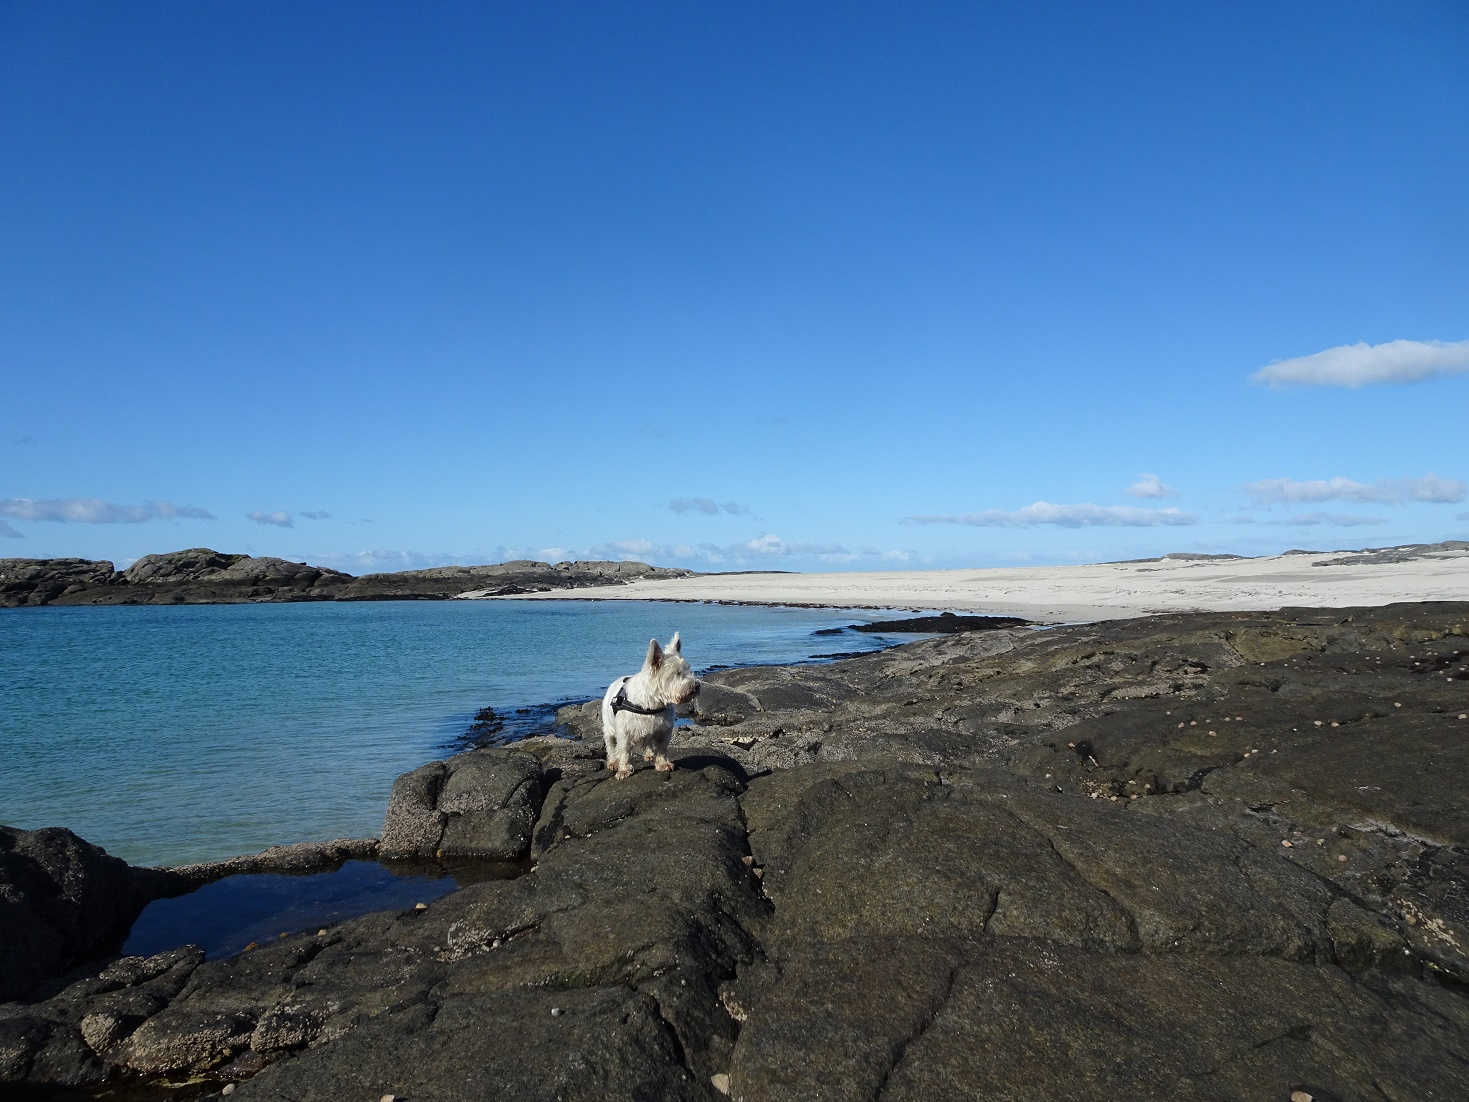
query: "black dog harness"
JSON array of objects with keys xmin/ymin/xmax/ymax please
[{"xmin": 609, "ymin": 678, "xmax": 668, "ymax": 717}]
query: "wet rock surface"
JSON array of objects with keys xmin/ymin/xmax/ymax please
[
  {"xmin": 848, "ymin": 611, "xmax": 1031, "ymax": 633},
  {"xmin": 0, "ymin": 550, "xmax": 693, "ymax": 606},
  {"xmin": 3, "ymin": 602, "xmax": 1468, "ymax": 1099}
]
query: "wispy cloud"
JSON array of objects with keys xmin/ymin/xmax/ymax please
[
  {"xmin": 0, "ymin": 520, "xmax": 23, "ymax": 539},
  {"xmin": 1252, "ymin": 339, "xmax": 1469, "ymax": 388},
  {"xmin": 1278, "ymin": 512, "xmax": 1386, "ymax": 527},
  {"xmin": 312, "ymin": 548, "xmax": 473, "ymax": 573},
  {"xmin": 1127, "ymin": 473, "xmax": 1176, "ymax": 499},
  {"xmin": 1229, "ymin": 512, "xmax": 1386, "ymax": 527},
  {"xmin": 247, "ymin": 510, "xmax": 294, "ymax": 528},
  {"xmin": 669, "ymin": 497, "xmax": 752, "ymax": 516},
  {"xmin": 300, "ymin": 510, "xmax": 332, "ymax": 520},
  {"xmin": 905, "ymin": 502, "xmax": 1197, "ymax": 528},
  {"xmin": 741, "ymin": 533, "xmax": 851, "ymax": 557},
  {"xmin": 1245, "ymin": 475, "xmax": 1464, "ymax": 506},
  {"xmin": 583, "ymin": 533, "xmax": 911, "ymax": 568},
  {"xmin": 0, "ymin": 498, "xmax": 215, "ymax": 524}
]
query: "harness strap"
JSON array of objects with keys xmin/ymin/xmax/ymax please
[{"xmin": 611, "ymin": 678, "xmax": 667, "ymax": 716}]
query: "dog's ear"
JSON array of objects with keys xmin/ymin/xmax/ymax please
[
  {"xmin": 668, "ymin": 632, "xmax": 682, "ymax": 656},
  {"xmin": 645, "ymin": 638, "xmax": 663, "ymax": 670}
]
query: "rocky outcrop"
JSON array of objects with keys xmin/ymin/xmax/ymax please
[
  {"xmin": 0, "ymin": 828, "xmax": 178, "ymax": 1003},
  {"xmin": 379, "ymin": 749, "xmax": 544, "ymax": 864},
  {"xmin": 335, "ymin": 559, "xmax": 693, "ymax": 601},
  {"xmin": 0, "ymin": 558, "xmax": 116, "ymax": 607},
  {"xmin": 0, "ymin": 551, "xmax": 693, "ymax": 607},
  {"xmin": 849, "ymin": 612, "xmax": 1030, "ymax": 633},
  {"xmin": 3, "ymin": 602, "xmax": 1468, "ymax": 1098}
]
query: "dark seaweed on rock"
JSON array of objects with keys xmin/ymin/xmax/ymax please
[{"xmin": 851, "ymin": 611, "xmax": 1031, "ymax": 633}]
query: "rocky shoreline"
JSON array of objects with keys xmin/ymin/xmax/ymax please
[
  {"xmin": 0, "ymin": 549, "xmax": 693, "ymax": 608},
  {"xmin": 3, "ymin": 601, "xmax": 1468, "ymax": 1098}
]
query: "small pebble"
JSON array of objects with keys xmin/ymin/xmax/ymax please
[
  {"xmin": 1329, "ymin": 721, "xmax": 1339, "ymax": 728},
  {"xmin": 1312, "ymin": 720, "xmax": 1323, "ymax": 727},
  {"xmin": 711, "ymin": 1072, "xmax": 732, "ymax": 1095},
  {"xmin": 1281, "ymin": 840, "xmax": 1293, "ymax": 848},
  {"xmin": 1337, "ymin": 855, "xmax": 1348, "ymax": 862},
  {"xmin": 221, "ymin": 1087, "xmax": 236, "ymax": 1097},
  {"xmin": 1394, "ymin": 702, "xmax": 1402, "ymax": 708},
  {"xmin": 1316, "ymin": 838, "xmax": 1325, "ymax": 846},
  {"xmin": 381, "ymin": 1095, "xmax": 397, "ymax": 1102},
  {"xmin": 414, "ymin": 902, "xmax": 428, "ymax": 911},
  {"xmin": 1207, "ymin": 730, "xmax": 1216, "ymax": 737},
  {"xmin": 550, "ymin": 1007, "xmax": 563, "ymax": 1017},
  {"xmin": 1459, "ymin": 714, "xmax": 1467, "ymax": 720},
  {"xmin": 316, "ymin": 929, "xmax": 327, "ymax": 936},
  {"xmin": 1292, "ymin": 1091, "xmax": 1315, "ymax": 1102}
]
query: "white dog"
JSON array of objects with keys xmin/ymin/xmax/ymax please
[{"xmin": 601, "ymin": 633, "xmax": 699, "ymax": 779}]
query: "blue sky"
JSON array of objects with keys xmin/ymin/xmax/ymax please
[{"xmin": 3, "ymin": 2, "xmax": 1466, "ymax": 573}]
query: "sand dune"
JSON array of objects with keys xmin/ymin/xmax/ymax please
[{"xmin": 462, "ymin": 545, "xmax": 1469, "ymax": 623}]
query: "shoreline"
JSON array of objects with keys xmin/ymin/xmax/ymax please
[{"xmin": 460, "ymin": 545, "xmax": 1469, "ymax": 623}]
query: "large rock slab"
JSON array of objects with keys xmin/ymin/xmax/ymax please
[{"xmin": 379, "ymin": 749, "xmax": 545, "ymax": 863}]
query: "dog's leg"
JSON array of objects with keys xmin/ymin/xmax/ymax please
[
  {"xmin": 653, "ymin": 728, "xmax": 674, "ymax": 773},
  {"xmin": 612, "ymin": 726, "xmax": 634, "ymax": 779}
]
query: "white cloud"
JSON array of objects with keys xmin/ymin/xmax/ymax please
[
  {"xmin": 905, "ymin": 502, "xmax": 1198, "ymax": 528},
  {"xmin": 312, "ymin": 549, "xmax": 467, "ymax": 573},
  {"xmin": 670, "ymin": 498, "xmax": 752, "ymax": 516},
  {"xmin": 0, "ymin": 498, "xmax": 215, "ymax": 524},
  {"xmin": 1127, "ymin": 474, "xmax": 1176, "ymax": 499},
  {"xmin": 1245, "ymin": 475, "xmax": 1464, "ymax": 506},
  {"xmin": 0, "ymin": 520, "xmax": 23, "ymax": 539},
  {"xmin": 742, "ymin": 533, "xmax": 853, "ymax": 558},
  {"xmin": 1252, "ymin": 339, "xmax": 1469, "ymax": 388},
  {"xmin": 300, "ymin": 510, "xmax": 331, "ymax": 520},
  {"xmin": 247, "ymin": 510, "xmax": 294, "ymax": 528},
  {"xmin": 1275, "ymin": 512, "xmax": 1387, "ymax": 528}
]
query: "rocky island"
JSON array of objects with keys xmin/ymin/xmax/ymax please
[
  {"xmin": 3, "ymin": 601, "xmax": 1468, "ymax": 1099},
  {"xmin": 0, "ymin": 549, "xmax": 693, "ymax": 607}
]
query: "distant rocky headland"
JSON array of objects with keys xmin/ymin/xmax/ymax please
[{"xmin": 0, "ymin": 548, "xmax": 694, "ymax": 608}]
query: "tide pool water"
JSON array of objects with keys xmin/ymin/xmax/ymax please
[{"xmin": 2, "ymin": 599, "xmax": 893, "ymax": 867}]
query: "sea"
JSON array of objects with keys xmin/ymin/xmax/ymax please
[{"xmin": 2, "ymin": 598, "xmax": 901, "ymax": 869}]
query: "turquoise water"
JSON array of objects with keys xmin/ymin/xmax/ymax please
[{"xmin": 2, "ymin": 599, "xmax": 891, "ymax": 867}]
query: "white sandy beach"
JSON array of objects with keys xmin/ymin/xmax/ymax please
[{"xmin": 463, "ymin": 546, "xmax": 1469, "ymax": 623}]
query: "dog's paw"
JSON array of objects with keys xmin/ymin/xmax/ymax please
[
  {"xmin": 615, "ymin": 767, "xmax": 634, "ymax": 781},
  {"xmin": 654, "ymin": 759, "xmax": 675, "ymax": 773},
  {"xmin": 642, "ymin": 750, "xmax": 655, "ymax": 761},
  {"xmin": 605, "ymin": 760, "xmax": 617, "ymax": 770}
]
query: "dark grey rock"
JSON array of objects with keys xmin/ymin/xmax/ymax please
[
  {"xmin": 378, "ymin": 750, "xmax": 544, "ymax": 862},
  {"xmin": 0, "ymin": 826, "xmax": 177, "ymax": 1002},
  {"xmin": 1, "ymin": 550, "xmax": 695, "ymax": 607}
]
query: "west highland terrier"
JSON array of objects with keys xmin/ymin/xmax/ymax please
[{"xmin": 601, "ymin": 632, "xmax": 699, "ymax": 779}]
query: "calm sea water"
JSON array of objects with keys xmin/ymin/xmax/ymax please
[{"xmin": 2, "ymin": 599, "xmax": 893, "ymax": 867}]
